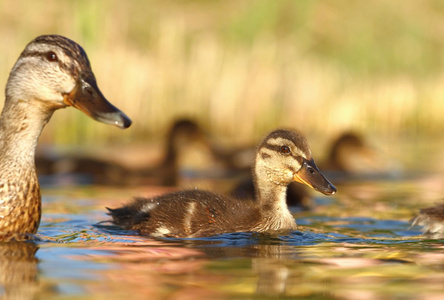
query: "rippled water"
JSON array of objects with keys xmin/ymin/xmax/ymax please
[{"xmin": 1, "ymin": 175, "xmax": 444, "ymax": 300}]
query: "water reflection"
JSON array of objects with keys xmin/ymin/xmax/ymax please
[
  {"xmin": 29, "ymin": 176, "xmax": 444, "ymax": 299},
  {"xmin": 0, "ymin": 242, "xmax": 38, "ymax": 300}
]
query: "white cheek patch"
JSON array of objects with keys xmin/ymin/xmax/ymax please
[{"xmin": 283, "ymin": 169, "xmax": 294, "ymax": 179}]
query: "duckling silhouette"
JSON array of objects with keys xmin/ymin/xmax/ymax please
[{"xmin": 35, "ymin": 118, "xmax": 212, "ymax": 186}]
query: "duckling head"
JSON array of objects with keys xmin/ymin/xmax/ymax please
[
  {"xmin": 5, "ymin": 35, "xmax": 131, "ymax": 129},
  {"xmin": 255, "ymin": 129, "xmax": 337, "ymax": 195}
]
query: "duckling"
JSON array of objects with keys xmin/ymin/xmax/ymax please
[
  {"xmin": 230, "ymin": 132, "xmax": 369, "ymax": 208},
  {"xmin": 0, "ymin": 35, "xmax": 131, "ymax": 241},
  {"xmin": 34, "ymin": 118, "xmax": 212, "ymax": 186},
  {"xmin": 136, "ymin": 118, "xmax": 212, "ymax": 186},
  {"xmin": 320, "ymin": 131, "xmax": 401, "ymax": 177},
  {"xmin": 108, "ymin": 129, "xmax": 336, "ymax": 238},
  {"xmin": 411, "ymin": 204, "xmax": 444, "ymax": 238},
  {"xmin": 322, "ymin": 132, "xmax": 370, "ymax": 173}
]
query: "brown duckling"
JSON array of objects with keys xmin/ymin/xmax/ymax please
[
  {"xmin": 34, "ymin": 118, "xmax": 213, "ymax": 186},
  {"xmin": 411, "ymin": 204, "xmax": 444, "ymax": 238},
  {"xmin": 0, "ymin": 35, "xmax": 131, "ymax": 241},
  {"xmin": 35, "ymin": 149, "xmax": 131, "ymax": 186},
  {"xmin": 135, "ymin": 118, "xmax": 216, "ymax": 186},
  {"xmin": 321, "ymin": 131, "xmax": 399, "ymax": 176},
  {"xmin": 108, "ymin": 129, "xmax": 336, "ymax": 238},
  {"xmin": 231, "ymin": 131, "xmax": 379, "ymax": 208}
]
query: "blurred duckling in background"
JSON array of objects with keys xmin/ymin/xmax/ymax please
[
  {"xmin": 108, "ymin": 129, "xmax": 336, "ymax": 238},
  {"xmin": 155, "ymin": 119, "xmax": 204, "ymax": 185},
  {"xmin": 321, "ymin": 131, "xmax": 400, "ymax": 178},
  {"xmin": 322, "ymin": 132, "xmax": 368, "ymax": 172},
  {"xmin": 411, "ymin": 204, "xmax": 444, "ymax": 239},
  {"xmin": 135, "ymin": 118, "xmax": 229, "ymax": 186},
  {"xmin": 35, "ymin": 150, "xmax": 130, "ymax": 186},
  {"xmin": 35, "ymin": 118, "xmax": 240, "ymax": 186},
  {"xmin": 0, "ymin": 35, "xmax": 131, "ymax": 240},
  {"xmin": 35, "ymin": 119, "xmax": 207, "ymax": 186}
]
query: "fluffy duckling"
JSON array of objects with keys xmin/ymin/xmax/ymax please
[
  {"xmin": 231, "ymin": 131, "xmax": 381, "ymax": 208},
  {"xmin": 108, "ymin": 129, "xmax": 336, "ymax": 238},
  {"xmin": 0, "ymin": 35, "xmax": 131, "ymax": 241},
  {"xmin": 411, "ymin": 204, "xmax": 444, "ymax": 238}
]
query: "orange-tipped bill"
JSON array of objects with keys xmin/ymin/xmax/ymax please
[
  {"xmin": 63, "ymin": 76, "xmax": 132, "ymax": 129},
  {"xmin": 293, "ymin": 159, "xmax": 337, "ymax": 195}
]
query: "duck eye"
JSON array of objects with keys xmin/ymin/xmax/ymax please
[
  {"xmin": 46, "ymin": 51, "xmax": 58, "ymax": 62},
  {"xmin": 280, "ymin": 146, "xmax": 291, "ymax": 154}
]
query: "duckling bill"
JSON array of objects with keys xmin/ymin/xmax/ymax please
[
  {"xmin": 0, "ymin": 35, "xmax": 131, "ymax": 241},
  {"xmin": 108, "ymin": 129, "xmax": 336, "ymax": 238}
]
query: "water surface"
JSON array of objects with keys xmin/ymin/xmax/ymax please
[{"xmin": 1, "ymin": 177, "xmax": 444, "ymax": 299}]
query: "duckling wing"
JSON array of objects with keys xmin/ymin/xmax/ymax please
[{"xmin": 108, "ymin": 189, "xmax": 260, "ymax": 238}]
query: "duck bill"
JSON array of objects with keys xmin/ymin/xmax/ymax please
[
  {"xmin": 293, "ymin": 159, "xmax": 337, "ymax": 195},
  {"xmin": 63, "ymin": 76, "xmax": 132, "ymax": 129}
]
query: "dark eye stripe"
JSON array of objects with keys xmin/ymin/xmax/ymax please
[
  {"xmin": 262, "ymin": 144, "xmax": 285, "ymax": 152},
  {"xmin": 20, "ymin": 51, "xmax": 46, "ymax": 59},
  {"xmin": 260, "ymin": 143, "xmax": 303, "ymax": 161}
]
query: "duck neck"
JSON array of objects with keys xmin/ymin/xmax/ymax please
[
  {"xmin": 0, "ymin": 97, "xmax": 55, "ymax": 164},
  {"xmin": 0, "ymin": 97, "xmax": 55, "ymax": 239},
  {"xmin": 252, "ymin": 167, "xmax": 297, "ymax": 231}
]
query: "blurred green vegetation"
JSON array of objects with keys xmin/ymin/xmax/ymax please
[{"xmin": 1, "ymin": 0, "xmax": 444, "ymax": 147}]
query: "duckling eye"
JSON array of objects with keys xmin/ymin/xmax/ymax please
[
  {"xmin": 280, "ymin": 146, "xmax": 291, "ymax": 154},
  {"xmin": 46, "ymin": 51, "xmax": 58, "ymax": 62}
]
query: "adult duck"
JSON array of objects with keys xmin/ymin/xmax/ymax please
[
  {"xmin": 108, "ymin": 129, "xmax": 336, "ymax": 238},
  {"xmin": 0, "ymin": 35, "xmax": 131, "ymax": 241}
]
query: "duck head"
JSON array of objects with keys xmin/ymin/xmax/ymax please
[
  {"xmin": 5, "ymin": 35, "xmax": 131, "ymax": 129},
  {"xmin": 255, "ymin": 129, "xmax": 337, "ymax": 195}
]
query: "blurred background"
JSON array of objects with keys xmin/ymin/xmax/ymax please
[{"xmin": 1, "ymin": 0, "xmax": 444, "ymax": 173}]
